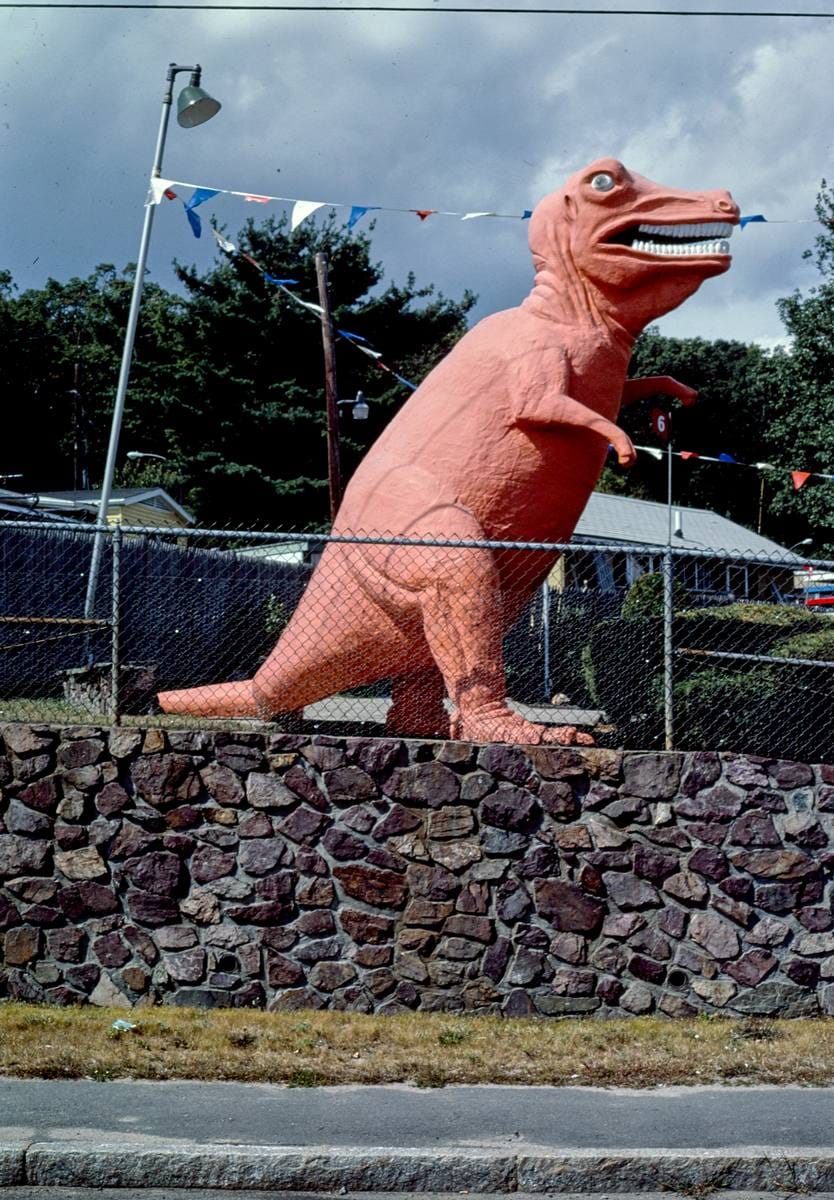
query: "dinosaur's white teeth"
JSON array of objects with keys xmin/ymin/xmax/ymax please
[
  {"xmin": 632, "ymin": 238, "xmax": 731, "ymax": 257},
  {"xmin": 637, "ymin": 221, "xmax": 734, "ymax": 238}
]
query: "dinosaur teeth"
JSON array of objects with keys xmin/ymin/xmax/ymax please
[
  {"xmin": 636, "ymin": 221, "xmax": 734, "ymax": 238},
  {"xmin": 631, "ymin": 238, "xmax": 731, "ymax": 257}
]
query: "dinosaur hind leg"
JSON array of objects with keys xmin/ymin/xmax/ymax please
[
  {"xmin": 409, "ymin": 530, "xmax": 592, "ymax": 747},
  {"xmin": 386, "ymin": 666, "xmax": 449, "ymax": 739}
]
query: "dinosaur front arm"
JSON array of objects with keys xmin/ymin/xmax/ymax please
[
  {"xmin": 514, "ymin": 390, "xmax": 636, "ymax": 466},
  {"xmin": 621, "ymin": 375, "xmax": 698, "ymax": 407}
]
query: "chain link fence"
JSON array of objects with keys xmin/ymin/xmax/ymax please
[{"xmin": 1, "ymin": 519, "xmax": 832, "ymax": 760}]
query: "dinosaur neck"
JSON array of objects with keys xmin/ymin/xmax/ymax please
[{"xmin": 521, "ymin": 263, "xmax": 637, "ymax": 353}]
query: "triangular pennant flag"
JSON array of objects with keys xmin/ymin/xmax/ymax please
[
  {"xmin": 753, "ymin": 461, "xmax": 775, "ymax": 470},
  {"xmin": 739, "ymin": 214, "xmax": 767, "ymax": 230},
  {"xmin": 641, "ymin": 447, "xmax": 664, "ymax": 461},
  {"xmin": 679, "ymin": 451, "xmax": 700, "ymax": 460},
  {"xmin": 461, "ymin": 211, "xmax": 496, "ymax": 221},
  {"xmin": 239, "ymin": 251, "xmax": 263, "ymax": 271},
  {"xmin": 792, "ymin": 471, "xmax": 812, "ymax": 490},
  {"xmin": 393, "ymin": 372, "xmax": 418, "ymax": 391},
  {"xmin": 244, "ymin": 194, "xmax": 271, "ymax": 203},
  {"xmin": 184, "ymin": 187, "xmax": 220, "ymax": 235},
  {"xmin": 337, "ymin": 329, "xmax": 368, "ymax": 342},
  {"xmin": 264, "ymin": 274, "xmax": 300, "ymax": 285},
  {"xmin": 354, "ymin": 343, "xmax": 383, "ymax": 360},
  {"xmin": 413, "ymin": 209, "xmax": 436, "ymax": 221},
  {"xmin": 186, "ymin": 187, "xmax": 220, "ymax": 212},
  {"xmin": 718, "ymin": 452, "xmax": 737, "ymax": 463},
  {"xmin": 164, "ymin": 188, "xmax": 178, "ymax": 201},
  {"xmin": 185, "ymin": 204, "xmax": 202, "ymax": 238},
  {"xmin": 148, "ymin": 177, "xmax": 176, "ymax": 205},
  {"xmin": 210, "ymin": 226, "xmax": 237, "ymax": 255},
  {"xmin": 347, "ymin": 205, "xmax": 380, "ymax": 231},
  {"xmin": 522, "ymin": 209, "xmax": 533, "ymax": 220},
  {"xmin": 291, "ymin": 200, "xmax": 326, "ymax": 231}
]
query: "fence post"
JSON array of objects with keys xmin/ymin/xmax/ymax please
[
  {"xmin": 109, "ymin": 524, "xmax": 122, "ymax": 726},
  {"xmin": 662, "ymin": 546, "xmax": 674, "ymax": 751},
  {"xmin": 541, "ymin": 580, "xmax": 551, "ymax": 701}
]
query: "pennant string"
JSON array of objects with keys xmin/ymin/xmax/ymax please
[
  {"xmin": 152, "ymin": 176, "xmax": 821, "ymax": 228},
  {"xmin": 230, "ymin": 243, "xmax": 418, "ymax": 392},
  {"xmin": 635, "ymin": 445, "xmax": 834, "ymax": 487}
]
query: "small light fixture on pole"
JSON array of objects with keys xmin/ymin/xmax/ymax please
[
  {"xmin": 83, "ymin": 63, "xmax": 221, "ymax": 619},
  {"xmin": 789, "ymin": 538, "xmax": 813, "ymax": 554},
  {"xmin": 126, "ymin": 451, "xmax": 168, "ymax": 461},
  {"xmin": 338, "ymin": 392, "xmax": 370, "ymax": 421}
]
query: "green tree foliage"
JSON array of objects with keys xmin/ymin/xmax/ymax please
[
  {"xmin": 599, "ymin": 328, "xmax": 779, "ymax": 535},
  {"xmin": 764, "ymin": 181, "xmax": 834, "ymax": 554},
  {"xmin": 1, "ymin": 216, "xmax": 474, "ymax": 527},
  {"xmin": 0, "ymin": 265, "xmax": 183, "ymax": 492},
  {"xmin": 167, "ymin": 213, "xmax": 474, "ymax": 526}
]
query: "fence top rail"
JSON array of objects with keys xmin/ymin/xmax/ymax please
[
  {"xmin": 3, "ymin": 518, "xmax": 830, "ymax": 572},
  {"xmin": 0, "ymin": 518, "xmax": 107, "ymax": 534}
]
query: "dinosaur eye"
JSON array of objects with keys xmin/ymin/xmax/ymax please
[{"xmin": 590, "ymin": 172, "xmax": 616, "ymax": 192}]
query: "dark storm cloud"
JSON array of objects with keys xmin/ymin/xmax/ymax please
[{"xmin": 2, "ymin": 0, "xmax": 833, "ymax": 347}]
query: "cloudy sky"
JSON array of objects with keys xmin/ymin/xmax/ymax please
[{"xmin": 2, "ymin": 1, "xmax": 833, "ymax": 353}]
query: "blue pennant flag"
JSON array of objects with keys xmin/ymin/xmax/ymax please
[
  {"xmin": 718, "ymin": 452, "xmax": 738, "ymax": 463},
  {"xmin": 183, "ymin": 188, "xmax": 220, "ymax": 239},
  {"xmin": 739, "ymin": 214, "xmax": 767, "ymax": 230},
  {"xmin": 185, "ymin": 204, "xmax": 202, "ymax": 238},
  {"xmin": 393, "ymin": 372, "xmax": 418, "ymax": 391},
  {"xmin": 522, "ymin": 210, "xmax": 533, "ymax": 220},
  {"xmin": 347, "ymin": 205, "xmax": 380, "ymax": 231},
  {"xmin": 337, "ymin": 329, "xmax": 368, "ymax": 343},
  {"xmin": 264, "ymin": 274, "xmax": 300, "ymax": 285}
]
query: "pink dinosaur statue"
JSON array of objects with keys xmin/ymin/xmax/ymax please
[{"xmin": 159, "ymin": 158, "xmax": 738, "ymax": 744}]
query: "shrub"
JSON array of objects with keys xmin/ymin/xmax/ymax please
[
  {"xmin": 583, "ymin": 600, "xmax": 834, "ymax": 757},
  {"xmin": 621, "ymin": 571, "xmax": 687, "ymax": 619}
]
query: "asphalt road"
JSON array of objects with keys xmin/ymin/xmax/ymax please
[{"xmin": 3, "ymin": 1080, "xmax": 834, "ymax": 1152}]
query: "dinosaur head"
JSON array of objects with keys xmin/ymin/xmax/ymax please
[{"xmin": 527, "ymin": 158, "xmax": 739, "ymax": 336}]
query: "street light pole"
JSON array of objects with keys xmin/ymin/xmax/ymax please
[
  {"xmin": 83, "ymin": 63, "xmax": 220, "ymax": 620},
  {"xmin": 315, "ymin": 252, "xmax": 343, "ymax": 524}
]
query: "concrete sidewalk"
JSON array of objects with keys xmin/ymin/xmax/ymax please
[{"xmin": 3, "ymin": 1080, "xmax": 834, "ymax": 1191}]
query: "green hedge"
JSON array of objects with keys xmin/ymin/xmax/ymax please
[{"xmin": 583, "ymin": 601, "xmax": 834, "ymax": 759}]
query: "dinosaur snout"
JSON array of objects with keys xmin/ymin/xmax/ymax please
[{"xmin": 714, "ymin": 193, "xmax": 740, "ymax": 221}]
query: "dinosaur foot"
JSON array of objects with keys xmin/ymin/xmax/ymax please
[{"xmin": 453, "ymin": 703, "xmax": 594, "ymax": 746}]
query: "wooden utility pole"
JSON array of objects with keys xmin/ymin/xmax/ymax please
[{"xmin": 315, "ymin": 252, "xmax": 342, "ymax": 523}]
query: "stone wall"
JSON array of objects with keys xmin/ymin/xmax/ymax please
[{"xmin": 1, "ymin": 725, "xmax": 833, "ymax": 1017}]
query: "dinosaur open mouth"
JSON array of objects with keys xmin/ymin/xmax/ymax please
[{"xmin": 607, "ymin": 221, "xmax": 734, "ymax": 257}]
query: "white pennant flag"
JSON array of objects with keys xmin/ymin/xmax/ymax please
[
  {"xmin": 148, "ymin": 177, "xmax": 176, "ymax": 206},
  {"xmin": 461, "ymin": 211, "xmax": 496, "ymax": 221},
  {"xmin": 210, "ymin": 226, "xmax": 237, "ymax": 255},
  {"xmin": 291, "ymin": 200, "xmax": 326, "ymax": 231}
]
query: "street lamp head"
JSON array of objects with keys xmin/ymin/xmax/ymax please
[
  {"xmin": 352, "ymin": 392, "xmax": 370, "ymax": 421},
  {"xmin": 177, "ymin": 69, "xmax": 221, "ymax": 128}
]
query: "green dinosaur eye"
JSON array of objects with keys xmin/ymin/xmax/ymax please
[{"xmin": 590, "ymin": 172, "xmax": 616, "ymax": 192}]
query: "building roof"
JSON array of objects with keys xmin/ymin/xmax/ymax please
[
  {"xmin": 575, "ymin": 492, "xmax": 799, "ymax": 560},
  {"xmin": 0, "ymin": 487, "xmax": 194, "ymax": 526}
]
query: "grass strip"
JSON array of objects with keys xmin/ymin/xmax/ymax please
[{"xmin": 1, "ymin": 1004, "xmax": 834, "ymax": 1087}]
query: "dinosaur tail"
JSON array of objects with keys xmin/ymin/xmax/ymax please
[{"xmin": 158, "ymin": 543, "xmax": 418, "ymax": 718}]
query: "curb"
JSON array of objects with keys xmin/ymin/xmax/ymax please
[{"xmin": 5, "ymin": 1142, "xmax": 834, "ymax": 1192}]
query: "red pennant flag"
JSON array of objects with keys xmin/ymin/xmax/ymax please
[
  {"xmin": 164, "ymin": 188, "xmax": 178, "ymax": 200},
  {"xmin": 680, "ymin": 451, "xmax": 700, "ymax": 460},
  {"xmin": 414, "ymin": 209, "xmax": 436, "ymax": 221},
  {"xmin": 792, "ymin": 471, "xmax": 812, "ymax": 491}
]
